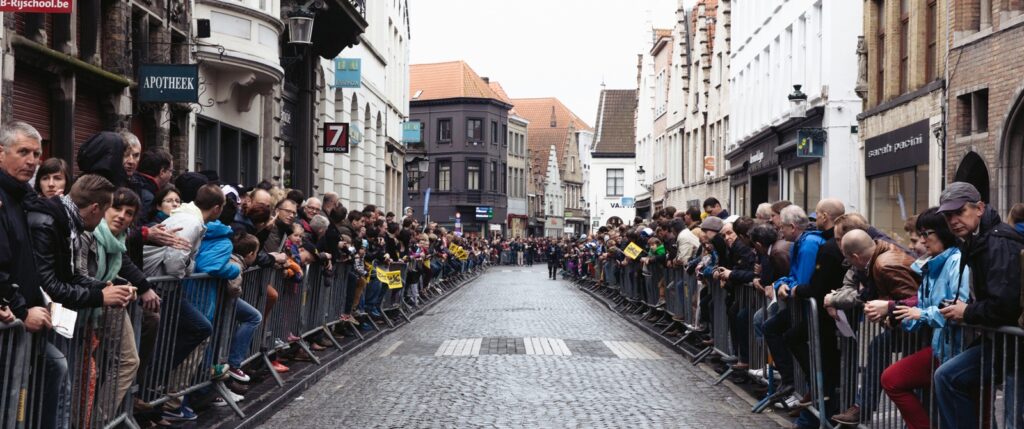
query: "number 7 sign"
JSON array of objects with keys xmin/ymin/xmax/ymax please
[{"xmin": 323, "ymin": 122, "xmax": 350, "ymax": 153}]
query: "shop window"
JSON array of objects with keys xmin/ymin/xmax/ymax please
[
  {"xmin": 788, "ymin": 162, "xmax": 821, "ymax": 210},
  {"xmin": 869, "ymin": 165, "xmax": 929, "ymax": 247},
  {"xmin": 195, "ymin": 117, "xmax": 259, "ymax": 185},
  {"xmin": 733, "ymin": 184, "xmax": 747, "ymax": 217}
]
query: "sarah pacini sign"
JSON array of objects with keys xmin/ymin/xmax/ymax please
[{"xmin": 864, "ymin": 119, "xmax": 930, "ymax": 177}]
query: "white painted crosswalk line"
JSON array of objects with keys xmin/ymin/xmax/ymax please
[
  {"xmin": 470, "ymin": 338, "xmax": 483, "ymax": 356},
  {"xmin": 552, "ymin": 338, "xmax": 572, "ymax": 356},
  {"xmin": 380, "ymin": 341, "xmax": 403, "ymax": 357},
  {"xmin": 435, "ymin": 340, "xmax": 453, "ymax": 356},
  {"xmin": 602, "ymin": 340, "xmax": 628, "ymax": 359},
  {"xmin": 443, "ymin": 339, "xmax": 459, "ymax": 356},
  {"xmin": 523, "ymin": 337, "xmax": 536, "ymax": 355},
  {"xmin": 539, "ymin": 337, "xmax": 554, "ymax": 355},
  {"xmin": 456, "ymin": 338, "xmax": 473, "ymax": 356}
]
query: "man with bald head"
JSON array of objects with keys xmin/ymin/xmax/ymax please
[{"xmin": 831, "ymin": 229, "xmax": 919, "ymax": 425}]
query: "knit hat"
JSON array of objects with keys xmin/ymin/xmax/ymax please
[
  {"xmin": 174, "ymin": 172, "xmax": 209, "ymax": 203},
  {"xmin": 700, "ymin": 216, "xmax": 724, "ymax": 232}
]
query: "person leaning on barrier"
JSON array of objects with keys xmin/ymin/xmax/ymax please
[
  {"xmin": 933, "ymin": 182, "xmax": 1024, "ymax": 429},
  {"xmin": 715, "ymin": 217, "xmax": 758, "ymax": 372},
  {"xmin": 74, "ymin": 187, "xmax": 145, "ymax": 410},
  {"xmin": 829, "ymin": 228, "xmax": 920, "ymax": 426},
  {"xmin": 878, "ymin": 208, "xmax": 971, "ymax": 429},
  {"xmin": 0, "ymin": 121, "xmax": 67, "ymax": 429}
]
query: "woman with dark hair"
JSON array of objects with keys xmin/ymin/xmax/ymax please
[
  {"xmin": 34, "ymin": 157, "xmax": 70, "ymax": 197},
  {"xmin": 146, "ymin": 185, "xmax": 182, "ymax": 226},
  {"xmin": 881, "ymin": 207, "xmax": 970, "ymax": 429}
]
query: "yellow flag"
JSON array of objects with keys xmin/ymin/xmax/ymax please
[
  {"xmin": 624, "ymin": 242, "xmax": 644, "ymax": 260},
  {"xmin": 376, "ymin": 267, "xmax": 404, "ymax": 289}
]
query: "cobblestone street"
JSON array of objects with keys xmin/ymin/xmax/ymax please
[{"xmin": 261, "ymin": 266, "xmax": 781, "ymax": 428}]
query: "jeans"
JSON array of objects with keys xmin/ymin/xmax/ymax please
[
  {"xmin": 364, "ymin": 278, "xmax": 384, "ymax": 310},
  {"xmin": 172, "ymin": 297, "xmax": 213, "ymax": 368},
  {"xmin": 228, "ymin": 298, "xmax": 262, "ymax": 368},
  {"xmin": 763, "ymin": 304, "xmax": 794, "ymax": 385},
  {"xmin": 934, "ymin": 341, "xmax": 1024, "ymax": 429},
  {"xmin": 39, "ymin": 342, "xmax": 69, "ymax": 429}
]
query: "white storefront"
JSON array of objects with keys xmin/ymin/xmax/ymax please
[
  {"xmin": 318, "ymin": 0, "xmax": 410, "ymax": 213},
  {"xmin": 729, "ymin": 0, "xmax": 863, "ymax": 211}
]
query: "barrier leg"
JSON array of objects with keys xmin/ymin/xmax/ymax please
[
  {"xmin": 294, "ymin": 340, "xmax": 322, "ymax": 365},
  {"xmin": 321, "ymin": 326, "xmax": 344, "ymax": 350},
  {"xmin": 261, "ymin": 351, "xmax": 284, "ymax": 387},
  {"xmin": 213, "ymin": 380, "xmax": 245, "ymax": 418}
]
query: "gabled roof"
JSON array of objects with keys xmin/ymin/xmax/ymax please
[
  {"xmin": 409, "ymin": 61, "xmax": 507, "ymax": 103},
  {"xmin": 512, "ymin": 97, "xmax": 590, "ymax": 181},
  {"xmin": 691, "ymin": 0, "xmax": 719, "ymax": 53},
  {"xmin": 593, "ymin": 89, "xmax": 637, "ymax": 156},
  {"xmin": 487, "ymin": 81, "xmax": 517, "ymax": 114},
  {"xmin": 511, "ymin": 97, "xmax": 593, "ymax": 132}
]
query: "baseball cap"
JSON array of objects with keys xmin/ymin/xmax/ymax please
[{"xmin": 938, "ymin": 182, "xmax": 982, "ymax": 213}]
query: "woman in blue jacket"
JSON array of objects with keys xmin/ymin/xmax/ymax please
[{"xmin": 882, "ymin": 208, "xmax": 970, "ymax": 429}]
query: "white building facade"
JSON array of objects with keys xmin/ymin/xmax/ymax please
[
  {"xmin": 590, "ymin": 88, "xmax": 639, "ymax": 227},
  {"xmin": 319, "ymin": 0, "xmax": 410, "ymax": 213},
  {"xmin": 728, "ymin": 0, "xmax": 863, "ymax": 214}
]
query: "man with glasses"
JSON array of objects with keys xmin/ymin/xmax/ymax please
[
  {"xmin": 264, "ymin": 199, "xmax": 299, "ymax": 253},
  {"xmin": 933, "ymin": 182, "xmax": 1024, "ymax": 429}
]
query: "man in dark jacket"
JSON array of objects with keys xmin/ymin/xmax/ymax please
[
  {"xmin": 135, "ymin": 147, "xmax": 173, "ymax": 217},
  {"xmin": 934, "ymin": 182, "xmax": 1024, "ymax": 429},
  {"xmin": 546, "ymin": 239, "xmax": 563, "ymax": 280},
  {"xmin": 232, "ymin": 187, "xmax": 285, "ymax": 267},
  {"xmin": 27, "ymin": 175, "xmax": 134, "ymax": 309},
  {"xmin": 0, "ymin": 121, "xmax": 65, "ymax": 429}
]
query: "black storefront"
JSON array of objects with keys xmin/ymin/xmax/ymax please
[
  {"xmin": 726, "ymin": 131, "xmax": 780, "ymax": 217},
  {"xmin": 863, "ymin": 119, "xmax": 931, "ymax": 245}
]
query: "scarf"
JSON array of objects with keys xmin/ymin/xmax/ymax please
[{"xmin": 92, "ymin": 219, "xmax": 126, "ymax": 282}]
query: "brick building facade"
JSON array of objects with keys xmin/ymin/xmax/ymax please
[
  {"xmin": 944, "ymin": 0, "xmax": 1024, "ymax": 210},
  {"xmin": 857, "ymin": 0, "xmax": 947, "ymax": 244},
  {"xmin": 2, "ymin": 0, "xmax": 193, "ymax": 173}
]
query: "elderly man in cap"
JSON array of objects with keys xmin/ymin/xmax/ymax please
[{"xmin": 932, "ymin": 182, "xmax": 1024, "ymax": 429}]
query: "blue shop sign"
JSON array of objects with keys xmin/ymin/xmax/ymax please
[
  {"xmin": 139, "ymin": 64, "xmax": 199, "ymax": 103},
  {"xmin": 335, "ymin": 58, "xmax": 361, "ymax": 88},
  {"xmin": 796, "ymin": 128, "xmax": 826, "ymax": 158}
]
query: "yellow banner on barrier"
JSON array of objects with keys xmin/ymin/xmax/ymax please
[
  {"xmin": 623, "ymin": 242, "xmax": 644, "ymax": 260},
  {"xmin": 448, "ymin": 243, "xmax": 469, "ymax": 261},
  {"xmin": 376, "ymin": 267, "xmax": 404, "ymax": 289}
]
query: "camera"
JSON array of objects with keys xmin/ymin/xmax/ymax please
[{"xmin": 939, "ymin": 299, "xmax": 956, "ymax": 309}]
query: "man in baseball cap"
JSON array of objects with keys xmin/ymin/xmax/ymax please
[{"xmin": 933, "ymin": 181, "xmax": 1024, "ymax": 428}]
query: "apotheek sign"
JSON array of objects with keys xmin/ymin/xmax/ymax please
[
  {"xmin": 864, "ymin": 119, "xmax": 930, "ymax": 177},
  {"xmin": 0, "ymin": 0, "xmax": 72, "ymax": 13},
  {"xmin": 139, "ymin": 64, "xmax": 199, "ymax": 103}
]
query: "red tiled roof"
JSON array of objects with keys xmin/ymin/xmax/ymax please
[
  {"xmin": 488, "ymin": 81, "xmax": 517, "ymax": 114},
  {"xmin": 512, "ymin": 97, "xmax": 591, "ymax": 180},
  {"xmin": 409, "ymin": 61, "xmax": 506, "ymax": 103}
]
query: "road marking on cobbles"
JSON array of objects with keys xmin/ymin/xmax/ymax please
[
  {"xmin": 427, "ymin": 337, "xmax": 661, "ymax": 359},
  {"xmin": 379, "ymin": 341, "xmax": 403, "ymax": 357},
  {"xmin": 602, "ymin": 340, "xmax": 662, "ymax": 360}
]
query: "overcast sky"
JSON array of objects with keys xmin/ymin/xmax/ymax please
[{"xmin": 408, "ymin": 0, "xmax": 682, "ymax": 126}]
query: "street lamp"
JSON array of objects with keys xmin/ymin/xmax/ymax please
[
  {"xmin": 636, "ymin": 165, "xmax": 652, "ymax": 192},
  {"xmin": 286, "ymin": 8, "xmax": 315, "ymax": 44},
  {"xmin": 788, "ymin": 84, "xmax": 808, "ymax": 119},
  {"xmin": 406, "ymin": 155, "xmax": 429, "ymax": 188}
]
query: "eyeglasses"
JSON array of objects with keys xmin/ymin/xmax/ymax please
[
  {"xmin": 919, "ymin": 229, "xmax": 937, "ymax": 237},
  {"xmin": 277, "ymin": 207, "xmax": 297, "ymax": 216}
]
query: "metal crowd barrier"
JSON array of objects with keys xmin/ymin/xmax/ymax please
[
  {"xmin": 1, "ymin": 320, "xmax": 30, "ymax": 429},
  {"xmin": 740, "ymin": 284, "xmax": 768, "ymax": 382},
  {"xmin": 643, "ymin": 263, "xmax": 663, "ymax": 308}
]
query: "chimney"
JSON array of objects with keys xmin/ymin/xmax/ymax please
[
  {"xmin": 550, "ymin": 105, "xmax": 557, "ymax": 128},
  {"xmin": 482, "ymin": 76, "xmax": 490, "ymax": 83}
]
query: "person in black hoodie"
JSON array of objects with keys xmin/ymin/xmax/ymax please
[
  {"xmin": 933, "ymin": 182, "xmax": 1024, "ymax": 429},
  {"xmin": 714, "ymin": 217, "xmax": 757, "ymax": 371}
]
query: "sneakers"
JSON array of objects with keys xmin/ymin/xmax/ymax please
[
  {"xmin": 161, "ymin": 406, "xmax": 197, "ymax": 422},
  {"xmin": 212, "ymin": 364, "xmax": 230, "ymax": 381},
  {"xmin": 832, "ymin": 404, "xmax": 861, "ymax": 425},
  {"xmin": 212, "ymin": 390, "xmax": 245, "ymax": 407},
  {"xmin": 773, "ymin": 393, "xmax": 802, "ymax": 410},
  {"xmin": 271, "ymin": 360, "xmax": 290, "ymax": 373},
  {"xmin": 655, "ymin": 299, "xmax": 666, "ymax": 308},
  {"xmin": 228, "ymin": 367, "xmax": 251, "ymax": 383}
]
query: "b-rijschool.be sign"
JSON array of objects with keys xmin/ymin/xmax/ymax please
[
  {"xmin": 0, "ymin": 0, "xmax": 71, "ymax": 13},
  {"xmin": 864, "ymin": 119, "xmax": 930, "ymax": 177}
]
